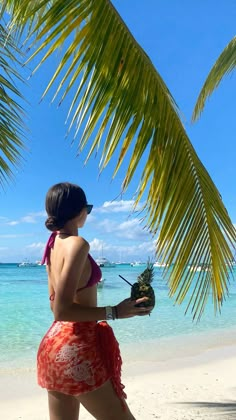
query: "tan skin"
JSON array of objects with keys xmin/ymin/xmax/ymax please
[{"xmin": 46, "ymin": 207, "xmax": 153, "ymax": 420}]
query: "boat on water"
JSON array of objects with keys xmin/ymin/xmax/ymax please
[
  {"xmin": 18, "ymin": 260, "xmax": 39, "ymax": 267},
  {"xmin": 130, "ymin": 261, "xmax": 144, "ymax": 267},
  {"xmin": 188, "ymin": 263, "xmax": 209, "ymax": 272},
  {"xmin": 95, "ymin": 257, "xmax": 116, "ymax": 268},
  {"xmin": 115, "ymin": 262, "xmax": 130, "ymax": 266},
  {"xmin": 153, "ymin": 261, "xmax": 169, "ymax": 268}
]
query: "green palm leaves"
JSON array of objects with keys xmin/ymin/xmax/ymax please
[
  {"xmin": 0, "ymin": 17, "xmax": 25, "ymax": 186},
  {"xmin": 193, "ymin": 36, "xmax": 236, "ymax": 120},
  {"xmin": 2, "ymin": 0, "xmax": 236, "ymax": 317}
]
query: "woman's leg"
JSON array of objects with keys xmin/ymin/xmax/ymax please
[
  {"xmin": 48, "ymin": 390, "xmax": 80, "ymax": 420},
  {"xmin": 78, "ymin": 379, "xmax": 136, "ymax": 420}
]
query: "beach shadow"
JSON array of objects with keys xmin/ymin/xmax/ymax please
[{"xmin": 179, "ymin": 401, "xmax": 236, "ymax": 418}]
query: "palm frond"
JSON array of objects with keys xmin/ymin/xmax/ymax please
[
  {"xmin": 2, "ymin": 0, "xmax": 53, "ymax": 41},
  {"xmin": 6, "ymin": 0, "xmax": 236, "ymax": 318},
  {"xmin": 0, "ymin": 18, "xmax": 26, "ymax": 186},
  {"xmin": 193, "ymin": 36, "xmax": 236, "ymax": 121}
]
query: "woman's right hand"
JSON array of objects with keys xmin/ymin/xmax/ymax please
[{"xmin": 115, "ymin": 297, "xmax": 153, "ymax": 319}]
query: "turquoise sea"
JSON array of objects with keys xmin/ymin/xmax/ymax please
[{"xmin": 1, "ymin": 263, "xmax": 236, "ymax": 371}]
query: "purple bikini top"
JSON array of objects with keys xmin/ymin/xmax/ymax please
[{"xmin": 41, "ymin": 232, "xmax": 102, "ymax": 291}]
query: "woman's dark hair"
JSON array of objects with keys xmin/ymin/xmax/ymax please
[{"xmin": 45, "ymin": 182, "xmax": 87, "ymax": 231}]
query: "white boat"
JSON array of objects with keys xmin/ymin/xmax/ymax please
[
  {"xmin": 18, "ymin": 260, "xmax": 38, "ymax": 267},
  {"xmin": 115, "ymin": 262, "xmax": 130, "ymax": 266},
  {"xmin": 188, "ymin": 264, "xmax": 209, "ymax": 272},
  {"xmin": 95, "ymin": 257, "xmax": 115, "ymax": 268},
  {"xmin": 130, "ymin": 261, "xmax": 144, "ymax": 267},
  {"xmin": 153, "ymin": 261, "xmax": 168, "ymax": 268}
]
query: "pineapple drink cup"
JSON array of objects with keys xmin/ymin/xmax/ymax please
[{"xmin": 131, "ymin": 260, "xmax": 155, "ymax": 308}]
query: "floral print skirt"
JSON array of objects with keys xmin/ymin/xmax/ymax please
[{"xmin": 37, "ymin": 320, "xmax": 126, "ymax": 401}]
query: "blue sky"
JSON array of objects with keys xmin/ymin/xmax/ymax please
[{"xmin": 0, "ymin": 1, "xmax": 235, "ymax": 262}]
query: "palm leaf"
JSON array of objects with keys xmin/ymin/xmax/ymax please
[
  {"xmin": 5, "ymin": 0, "xmax": 236, "ymax": 318},
  {"xmin": 0, "ymin": 14, "xmax": 26, "ymax": 186},
  {"xmin": 193, "ymin": 36, "xmax": 236, "ymax": 121}
]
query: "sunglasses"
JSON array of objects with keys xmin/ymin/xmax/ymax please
[{"xmin": 86, "ymin": 204, "xmax": 93, "ymax": 214}]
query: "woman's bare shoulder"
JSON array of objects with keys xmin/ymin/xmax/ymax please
[{"xmin": 64, "ymin": 236, "xmax": 90, "ymax": 255}]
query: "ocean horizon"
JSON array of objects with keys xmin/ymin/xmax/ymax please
[{"xmin": 1, "ymin": 262, "xmax": 236, "ymax": 371}]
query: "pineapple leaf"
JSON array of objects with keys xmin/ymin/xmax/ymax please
[{"xmin": 137, "ymin": 259, "xmax": 154, "ymax": 284}]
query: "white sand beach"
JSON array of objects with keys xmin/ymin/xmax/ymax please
[{"xmin": 1, "ymin": 342, "xmax": 236, "ymax": 420}]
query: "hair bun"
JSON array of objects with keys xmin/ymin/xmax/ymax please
[{"xmin": 45, "ymin": 216, "xmax": 64, "ymax": 231}]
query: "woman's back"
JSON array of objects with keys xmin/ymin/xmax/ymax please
[{"xmin": 46, "ymin": 234, "xmax": 99, "ymax": 308}]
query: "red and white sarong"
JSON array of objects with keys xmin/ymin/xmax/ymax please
[{"xmin": 37, "ymin": 321, "xmax": 126, "ymax": 401}]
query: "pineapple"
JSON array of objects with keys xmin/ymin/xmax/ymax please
[{"xmin": 131, "ymin": 260, "xmax": 155, "ymax": 307}]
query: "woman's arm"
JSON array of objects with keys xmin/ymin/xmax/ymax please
[
  {"xmin": 54, "ymin": 299, "xmax": 151, "ymax": 322},
  {"xmin": 46, "ymin": 265, "xmax": 54, "ymax": 312}
]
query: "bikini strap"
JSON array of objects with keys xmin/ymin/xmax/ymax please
[{"xmin": 41, "ymin": 231, "xmax": 57, "ymax": 265}]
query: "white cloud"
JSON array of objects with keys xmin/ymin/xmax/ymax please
[
  {"xmin": 93, "ymin": 200, "xmax": 150, "ymax": 241},
  {"xmin": 96, "ymin": 217, "xmax": 150, "ymax": 240},
  {"xmin": 1, "ymin": 211, "xmax": 46, "ymax": 226},
  {"xmin": 117, "ymin": 241, "xmax": 156, "ymax": 257},
  {"xmin": 85, "ymin": 213, "xmax": 96, "ymax": 223},
  {"xmin": 18, "ymin": 242, "xmax": 46, "ymax": 261},
  {"xmin": 21, "ymin": 215, "xmax": 37, "ymax": 223},
  {"xmin": 7, "ymin": 221, "xmax": 19, "ymax": 226},
  {"xmin": 116, "ymin": 219, "xmax": 149, "ymax": 240},
  {"xmin": 90, "ymin": 238, "xmax": 107, "ymax": 253},
  {"xmin": 21, "ymin": 211, "xmax": 46, "ymax": 224},
  {"xmin": 26, "ymin": 242, "xmax": 45, "ymax": 250},
  {"xmin": 98, "ymin": 219, "xmax": 118, "ymax": 233},
  {"xmin": 0, "ymin": 234, "xmax": 31, "ymax": 238},
  {"xmin": 89, "ymin": 237, "xmax": 157, "ymax": 262},
  {"xmin": 0, "ymin": 216, "xmax": 17, "ymax": 225},
  {"xmin": 97, "ymin": 200, "xmax": 143, "ymax": 214}
]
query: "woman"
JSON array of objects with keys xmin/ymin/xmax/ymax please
[{"xmin": 37, "ymin": 182, "xmax": 153, "ymax": 420}]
